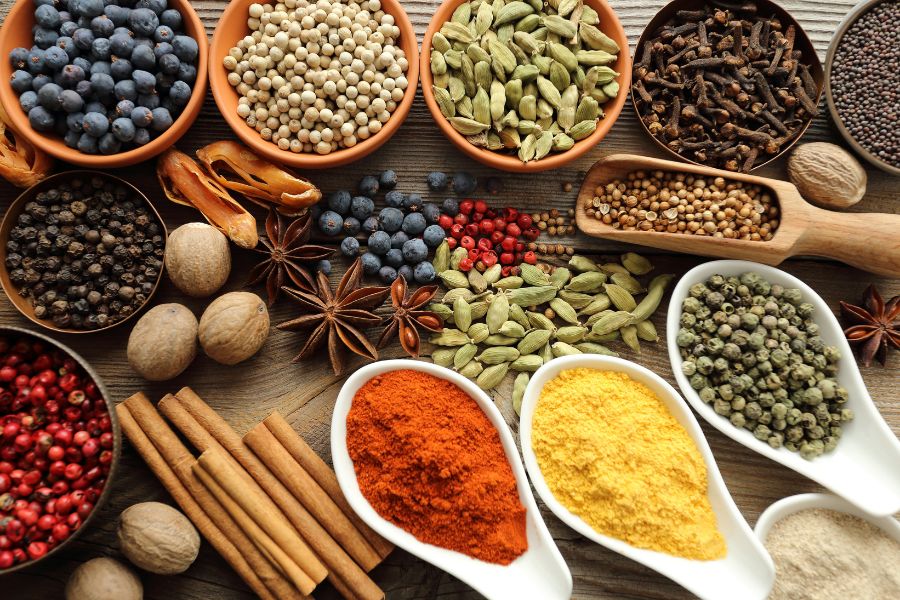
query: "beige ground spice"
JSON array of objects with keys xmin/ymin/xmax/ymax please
[{"xmin": 765, "ymin": 508, "xmax": 900, "ymax": 600}]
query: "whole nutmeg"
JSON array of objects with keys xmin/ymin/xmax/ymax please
[
  {"xmin": 65, "ymin": 557, "xmax": 142, "ymax": 600},
  {"xmin": 164, "ymin": 223, "xmax": 231, "ymax": 297},
  {"xmin": 127, "ymin": 303, "xmax": 198, "ymax": 380},
  {"xmin": 788, "ymin": 142, "xmax": 867, "ymax": 209},
  {"xmin": 198, "ymin": 292, "xmax": 269, "ymax": 365},
  {"xmin": 118, "ymin": 502, "xmax": 200, "ymax": 575}
]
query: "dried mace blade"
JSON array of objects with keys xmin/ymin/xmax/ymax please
[
  {"xmin": 377, "ymin": 276, "xmax": 443, "ymax": 357},
  {"xmin": 247, "ymin": 209, "xmax": 334, "ymax": 306},
  {"xmin": 840, "ymin": 285, "xmax": 900, "ymax": 367},
  {"xmin": 277, "ymin": 258, "xmax": 391, "ymax": 375}
]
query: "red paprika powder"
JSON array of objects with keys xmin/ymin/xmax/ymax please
[{"xmin": 346, "ymin": 369, "xmax": 528, "ymax": 565}]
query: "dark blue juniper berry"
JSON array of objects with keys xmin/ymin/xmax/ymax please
[
  {"xmin": 389, "ymin": 231, "xmax": 408, "ymax": 249},
  {"xmin": 28, "ymin": 106, "xmax": 56, "ymax": 132},
  {"xmin": 98, "ymin": 132, "xmax": 121, "ymax": 154},
  {"xmin": 384, "ymin": 190, "xmax": 404, "ymax": 208},
  {"xmin": 384, "ymin": 248, "xmax": 404, "ymax": 268},
  {"xmin": 413, "ymin": 261, "xmax": 436, "ymax": 283},
  {"xmin": 327, "ymin": 189, "xmax": 352, "ymax": 214},
  {"xmin": 452, "ymin": 171, "xmax": 478, "ymax": 195},
  {"xmin": 10, "ymin": 71, "xmax": 34, "ymax": 94},
  {"xmin": 342, "ymin": 216, "xmax": 361, "ymax": 236},
  {"xmin": 130, "ymin": 106, "xmax": 153, "ymax": 127},
  {"xmin": 361, "ymin": 216, "xmax": 380, "ymax": 233},
  {"xmin": 350, "ymin": 195, "xmax": 374, "ymax": 220},
  {"xmin": 426, "ymin": 171, "xmax": 448, "ymax": 191},
  {"xmin": 128, "ymin": 9, "xmax": 159, "ymax": 37},
  {"xmin": 172, "ymin": 35, "xmax": 198, "ymax": 62},
  {"xmin": 401, "ymin": 238, "xmax": 427, "ymax": 264},
  {"xmin": 360, "ymin": 252, "xmax": 381, "ymax": 275},
  {"xmin": 81, "ymin": 111, "xmax": 109, "ymax": 137},
  {"xmin": 401, "ymin": 212, "xmax": 426, "ymax": 236},
  {"xmin": 111, "ymin": 117, "xmax": 136, "ymax": 141},
  {"xmin": 150, "ymin": 107, "xmax": 172, "ymax": 131},
  {"xmin": 397, "ymin": 264, "xmax": 414, "ymax": 282},
  {"xmin": 379, "ymin": 169, "xmax": 397, "ymax": 190},
  {"xmin": 357, "ymin": 175, "xmax": 379, "ymax": 197},
  {"xmin": 318, "ymin": 211, "xmax": 343, "ymax": 236},
  {"xmin": 378, "ymin": 266, "xmax": 398, "ymax": 284},
  {"xmin": 378, "ymin": 207, "xmax": 403, "ymax": 233},
  {"xmin": 340, "ymin": 237, "xmax": 360, "ymax": 257},
  {"xmin": 367, "ymin": 231, "xmax": 391, "ymax": 255},
  {"xmin": 421, "ymin": 203, "xmax": 441, "ymax": 224},
  {"xmin": 423, "ymin": 224, "xmax": 446, "ymax": 248},
  {"xmin": 59, "ymin": 89, "xmax": 84, "ymax": 113}
]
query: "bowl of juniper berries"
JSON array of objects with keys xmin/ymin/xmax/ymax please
[{"xmin": 0, "ymin": 0, "xmax": 208, "ymax": 168}]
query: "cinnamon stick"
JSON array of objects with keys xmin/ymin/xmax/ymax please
[
  {"xmin": 118, "ymin": 395, "xmax": 303, "ymax": 600},
  {"xmin": 263, "ymin": 413, "xmax": 393, "ymax": 559},
  {"xmin": 244, "ymin": 423, "xmax": 382, "ymax": 576},
  {"xmin": 161, "ymin": 390, "xmax": 376, "ymax": 599}
]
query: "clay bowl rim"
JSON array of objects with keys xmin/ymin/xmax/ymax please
[
  {"xmin": 0, "ymin": 0, "xmax": 209, "ymax": 169},
  {"xmin": 630, "ymin": 0, "xmax": 824, "ymax": 172},
  {"xmin": 0, "ymin": 325, "xmax": 122, "ymax": 577},
  {"xmin": 824, "ymin": 0, "xmax": 900, "ymax": 176},
  {"xmin": 0, "ymin": 170, "xmax": 168, "ymax": 335},
  {"xmin": 208, "ymin": 0, "xmax": 420, "ymax": 170},
  {"xmin": 419, "ymin": 0, "xmax": 632, "ymax": 173}
]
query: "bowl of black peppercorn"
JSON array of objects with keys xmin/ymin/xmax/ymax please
[
  {"xmin": 0, "ymin": 171, "xmax": 167, "ymax": 334},
  {"xmin": 825, "ymin": 0, "xmax": 900, "ymax": 176}
]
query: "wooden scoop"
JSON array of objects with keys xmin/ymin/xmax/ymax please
[{"xmin": 575, "ymin": 154, "xmax": 900, "ymax": 278}]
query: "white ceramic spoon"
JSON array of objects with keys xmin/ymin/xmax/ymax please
[
  {"xmin": 755, "ymin": 492, "xmax": 900, "ymax": 546},
  {"xmin": 519, "ymin": 354, "xmax": 775, "ymax": 600},
  {"xmin": 331, "ymin": 359, "xmax": 573, "ymax": 600},
  {"xmin": 667, "ymin": 260, "xmax": 900, "ymax": 517}
]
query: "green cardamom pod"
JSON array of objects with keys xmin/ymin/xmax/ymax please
[
  {"xmin": 551, "ymin": 341, "xmax": 582, "ymax": 357},
  {"xmin": 549, "ymin": 60, "xmax": 570, "ymax": 91},
  {"xmin": 557, "ymin": 290, "xmax": 593, "ymax": 309},
  {"xmin": 487, "ymin": 130, "xmax": 504, "ymax": 150},
  {"xmin": 433, "ymin": 85, "xmax": 456, "ymax": 118},
  {"xmin": 536, "ymin": 76, "xmax": 562, "ymax": 108},
  {"xmin": 454, "ymin": 343, "xmax": 478, "ymax": 370},
  {"xmin": 555, "ymin": 325, "xmax": 587, "ymax": 343},
  {"xmin": 575, "ymin": 342, "xmax": 618, "ymax": 356},
  {"xmin": 475, "ymin": 1, "xmax": 494, "ymax": 35},
  {"xmin": 489, "ymin": 80, "xmax": 506, "ymax": 122},
  {"xmin": 499, "ymin": 109, "xmax": 520, "ymax": 129},
  {"xmin": 451, "ymin": 2, "xmax": 471, "ymax": 24},
  {"xmin": 442, "ymin": 21, "xmax": 476, "ymax": 43},
  {"xmin": 498, "ymin": 320, "xmax": 526, "ymax": 338},
  {"xmin": 488, "ymin": 39, "xmax": 517, "ymax": 74},
  {"xmin": 580, "ymin": 5, "xmax": 600, "ymax": 25},
  {"xmin": 469, "ymin": 300, "xmax": 489, "ymax": 320},
  {"xmin": 569, "ymin": 119, "xmax": 597, "ymax": 140},
  {"xmin": 542, "ymin": 14, "xmax": 577, "ymax": 38},
  {"xmin": 474, "ymin": 60, "xmax": 493, "ymax": 90},
  {"xmin": 517, "ymin": 119, "xmax": 537, "ymax": 135},
  {"xmin": 461, "ymin": 54, "xmax": 476, "ymax": 96},
  {"xmin": 430, "ymin": 328, "xmax": 472, "ymax": 346},
  {"xmin": 467, "ymin": 322, "xmax": 490, "ymax": 344},
  {"xmin": 467, "ymin": 268, "xmax": 488, "ymax": 293},
  {"xmin": 448, "ymin": 76, "xmax": 466, "ymax": 101},
  {"xmin": 574, "ymin": 95, "xmax": 599, "ymax": 124},
  {"xmin": 494, "ymin": 276, "xmax": 524, "ymax": 290},
  {"xmin": 580, "ymin": 23, "xmax": 620, "ymax": 53},
  {"xmin": 439, "ymin": 269, "xmax": 471, "ymax": 289},
  {"xmin": 432, "ymin": 32, "xmax": 452, "ymax": 54},
  {"xmin": 604, "ymin": 283, "xmax": 637, "ymax": 312},
  {"xmin": 429, "ymin": 302, "xmax": 454, "ymax": 322},
  {"xmin": 552, "ymin": 133, "xmax": 574, "ymax": 150},
  {"xmin": 600, "ymin": 262, "xmax": 630, "ymax": 276},
  {"xmin": 568, "ymin": 255, "xmax": 601, "ymax": 272},
  {"xmin": 491, "ymin": 0, "xmax": 505, "ymax": 18},
  {"xmin": 630, "ymin": 274, "xmax": 674, "ymax": 322},
  {"xmin": 449, "ymin": 247, "xmax": 469, "ymax": 270},
  {"xmin": 516, "ymin": 13, "xmax": 540, "ymax": 32},
  {"xmin": 508, "ymin": 303, "xmax": 530, "ymax": 329},
  {"xmin": 576, "ymin": 49, "xmax": 617, "ymax": 66},
  {"xmin": 433, "ymin": 72, "xmax": 450, "ymax": 89},
  {"xmin": 448, "ymin": 116, "xmax": 489, "ymax": 135},
  {"xmin": 473, "ymin": 86, "xmax": 491, "ymax": 126},
  {"xmin": 557, "ymin": 0, "xmax": 579, "ymax": 17},
  {"xmin": 511, "ymin": 354, "xmax": 543, "ymax": 373},
  {"xmin": 484, "ymin": 334, "xmax": 519, "ymax": 346},
  {"xmin": 477, "ymin": 362, "xmax": 510, "ymax": 390},
  {"xmin": 549, "ymin": 267, "xmax": 571, "ymax": 289},
  {"xmin": 519, "ymin": 263, "xmax": 551, "ymax": 286},
  {"xmin": 508, "ymin": 38, "xmax": 530, "ymax": 64},
  {"xmin": 453, "ymin": 297, "xmax": 472, "ymax": 332},
  {"xmin": 483, "ymin": 264, "xmax": 503, "ymax": 285},
  {"xmin": 431, "ymin": 347, "xmax": 457, "ymax": 367},
  {"xmin": 526, "ymin": 0, "xmax": 543, "ymax": 11},
  {"xmin": 621, "ymin": 324, "xmax": 641, "ymax": 353},
  {"xmin": 611, "ymin": 271, "xmax": 644, "ymax": 295},
  {"xmin": 635, "ymin": 319, "xmax": 659, "ymax": 342},
  {"xmin": 536, "ymin": 342, "xmax": 551, "ymax": 364},
  {"xmin": 512, "ymin": 372, "xmax": 529, "ymax": 415},
  {"xmin": 507, "ymin": 285, "xmax": 558, "ymax": 306},
  {"xmin": 621, "ymin": 252, "xmax": 654, "ymax": 275},
  {"xmin": 487, "ymin": 292, "xmax": 510, "ymax": 333},
  {"xmin": 526, "ymin": 311, "xmax": 556, "ymax": 331},
  {"xmin": 566, "ymin": 271, "xmax": 607, "ymax": 293},
  {"xmin": 512, "ymin": 31, "xmax": 541, "ymax": 55},
  {"xmin": 512, "ymin": 64, "xmax": 540, "ymax": 82},
  {"xmin": 441, "ymin": 287, "xmax": 475, "ymax": 305},
  {"xmin": 546, "ymin": 42, "xmax": 577, "ymax": 71},
  {"xmin": 531, "ymin": 26, "xmax": 548, "ymax": 41},
  {"xmin": 432, "ymin": 240, "xmax": 450, "ymax": 273},
  {"xmin": 431, "ymin": 51, "xmax": 447, "ymax": 76},
  {"xmin": 456, "ymin": 97, "xmax": 474, "ymax": 119},
  {"xmin": 490, "ymin": 58, "xmax": 508, "ymax": 84},
  {"xmin": 505, "ymin": 78, "xmax": 524, "ymax": 108},
  {"xmin": 518, "ymin": 133, "xmax": 537, "ymax": 162},
  {"xmin": 588, "ymin": 87, "xmax": 609, "ymax": 105},
  {"xmin": 459, "ymin": 359, "xmax": 484, "ymax": 379},
  {"xmin": 585, "ymin": 329, "xmax": 620, "ymax": 343},
  {"xmin": 580, "ymin": 293, "xmax": 611, "ymax": 315},
  {"xmin": 536, "ymin": 98, "xmax": 555, "ymax": 119},
  {"xmin": 518, "ymin": 95, "xmax": 537, "ymax": 121},
  {"xmin": 499, "ymin": 127, "xmax": 522, "ymax": 149},
  {"xmin": 585, "ymin": 309, "xmax": 613, "ymax": 327},
  {"xmin": 590, "ymin": 310, "xmax": 633, "ymax": 336},
  {"xmin": 467, "ymin": 43, "xmax": 491, "ymax": 64},
  {"xmin": 535, "ymin": 130, "xmax": 553, "ymax": 160},
  {"xmin": 602, "ymin": 80, "xmax": 619, "ymax": 98},
  {"xmin": 550, "ymin": 297, "xmax": 579, "ymax": 324},
  {"xmin": 495, "ymin": 1, "xmax": 534, "ymax": 26},
  {"xmin": 517, "ymin": 328, "xmax": 553, "ymax": 354}
]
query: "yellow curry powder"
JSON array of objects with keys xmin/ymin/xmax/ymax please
[{"xmin": 532, "ymin": 368, "xmax": 727, "ymax": 560}]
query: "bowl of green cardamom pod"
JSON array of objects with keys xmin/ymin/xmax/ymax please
[{"xmin": 421, "ymin": 0, "xmax": 631, "ymax": 172}]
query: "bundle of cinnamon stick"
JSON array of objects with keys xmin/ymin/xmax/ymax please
[{"xmin": 117, "ymin": 387, "xmax": 392, "ymax": 600}]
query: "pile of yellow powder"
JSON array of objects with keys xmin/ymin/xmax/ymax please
[{"xmin": 532, "ymin": 368, "xmax": 727, "ymax": 560}]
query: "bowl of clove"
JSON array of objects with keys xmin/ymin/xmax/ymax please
[{"xmin": 631, "ymin": 0, "xmax": 823, "ymax": 173}]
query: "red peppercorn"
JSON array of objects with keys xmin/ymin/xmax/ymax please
[
  {"xmin": 515, "ymin": 242, "xmax": 525, "ymax": 252},
  {"xmin": 12, "ymin": 548, "xmax": 26, "ymax": 563},
  {"xmin": 458, "ymin": 200, "xmax": 474, "ymax": 215},
  {"xmin": 72, "ymin": 431, "xmax": 89, "ymax": 447},
  {"xmin": 478, "ymin": 220, "xmax": 494, "ymax": 235},
  {"xmin": 66, "ymin": 513, "xmax": 81, "ymax": 530},
  {"xmin": 490, "ymin": 230, "xmax": 505, "ymax": 245},
  {"xmin": 474, "ymin": 200, "xmax": 488, "ymax": 213},
  {"xmin": 51, "ymin": 523, "xmax": 69, "ymax": 542},
  {"xmin": 481, "ymin": 251, "xmax": 498, "ymax": 267},
  {"xmin": 26, "ymin": 541, "xmax": 47, "ymax": 560},
  {"xmin": 22, "ymin": 470, "xmax": 41, "ymax": 486},
  {"xmin": 458, "ymin": 257, "xmax": 474, "ymax": 272},
  {"xmin": 67, "ymin": 391, "xmax": 85, "ymax": 406},
  {"xmin": 0, "ymin": 474, "xmax": 9, "ymax": 493},
  {"xmin": 471, "ymin": 212, "xmax": 484, "ymax": 223},
  {"xmin": 502, "ymin": 207, "xmax": 519, "ymax": 222},
  {"xmin": 505, "ymin": 223, "xmax": 522, "ymax": 238},
  {"xmin": 464, "ymin": 223, "xmax": 479, "ymax": 237},
  {"xmin": 477, "ymin": 237, "xmax": 493, "ymax": 253},
  {"xmin": 467, "ymin": 249, "xmax": 481, "ymax": 262},
  {"xmin": 446, "ymin": 237, "xmax": 458, "ymax": 250},
  {"xmin": 523, "ymin": 226, "xmax": 540, "ymax": 241},
  {"xmin": 0, "ymin": 550, "xmax": 13, "ymax": 569},
  {"xmin": 17, "ymin": 508, "xmax": 38, "ymax": 527},
  {"xmin": 81, "ymin": 439, "xmax": 99, "ymax": 458},
  {"xmin": 453, "ymin": 213, "xmax": 469, "ymax": 227},
  {"xmin": 438, "ymin": 214, "xmax": 453, "ymax": 229},
  {"xmin": 500, "ymin": 236, "xmax": 517, "ymax": 252},
  {"xmin": 500, "ymin": 252, "xmax": 514, "ymax": 265},
  {"xmin": 1, "ymin": 423, "xmax": 18, "ymax": 440},
  {"xmin": 53, "ymin": 429, "xmax": 72, "ymax": 447},
  {"xmin": 63, "ymin": 464, "xmax": 83, "ymax": 481},
  {"xmin": 460, "ymin": 236, "xmax": 475, "ymax": 251},
  {"xmin": 517, "ymin": 214, "xmax": 533, "ymax": 229},
  {"xmin": 36, "ymin": 514, "xmax": 55, "ymax": 531},
  {"xmin": 449, "ymin": 224, "xmax": 465, "ymax": 239},
  {"xmin": 0, "ymin": 367, "xmax": 15, "ymax": 383},
  {"xmin": 58, "ymin": 373, "xmax": 79, "ymax": 393}
]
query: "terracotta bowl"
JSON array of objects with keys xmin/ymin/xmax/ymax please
[
  {"xmin": 825, "ymin": 0, "xmax": 900, "ymax": 176},
  {"xmin": 420, "ymin": 0, "xmax": 631, "ymax": 173},
  {"xmin": 0, "ymin": 325, "xmax": 121, "ymax": 576},
  {"xmin": 0, "ymin": 0, "xmax": 208, "ymax": 169},
  {"xmin": 0, "ymin": 171, "xmax": 167, "ymax": 335},
  {"xmin": 631, "ymin": 0, "xmax": 823, "ymax": 172},
  {"xmin": 209, "ymin": 0, "xmax": 419, "ymax": 170}
]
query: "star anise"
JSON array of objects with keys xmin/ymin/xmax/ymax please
[
  {"xmin": 277, "ymin": 258, "xmax": 391, "ymax": 375},
  {"xmin": 840, "ymin": 285, "xmax": 900, "ymax": 367},
  {"xmin": 247, "ymin": 209, "xmax": 333, "ymax": 306},
  {"xmin": 377, "ymin": 276, "xmax": 443, "ymax": 357}
]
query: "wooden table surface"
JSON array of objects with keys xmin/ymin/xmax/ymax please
[{"xmin": 1, "ymin": 0, "xmax": 897, "ymax": 598}]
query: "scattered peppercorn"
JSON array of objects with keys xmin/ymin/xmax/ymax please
[
  {"xmin": 830, "ymin": 0, "xmax": 900, "ymax": 169},
  {"xmin": 677, "ymin": 272, "xmax": 852, "ymax": 459},
  {"xmin": 586, "ymin": 169, "xmax": 778, "ymax": 240},
  {"xmin": 4, "ymin": 175, "xmax": 165, "ymax": 330}
]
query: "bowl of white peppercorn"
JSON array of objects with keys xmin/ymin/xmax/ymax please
[{"xmin": 209, "ymin": 0, "xmax": 419, "ymax": 169}]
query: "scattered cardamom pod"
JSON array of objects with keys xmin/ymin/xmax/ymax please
[
  {"xmin": 477, "ymin": 362, "xmax": 510, "ymax": 390},
  {"xmin": 459, "ymin": 360, "xmax": 484, "ymax": 379},
  {"xmin": 454, "ymin": 343, "xmax": 478, "ymax": 370},
  {"xmin": 551, "ymin": 341, "xmax": 582, "ymax": 357},
  {"xmin": 431, "ymin": 347, "xmax": 457, "ymax": 367},
  {"xmin": 512, "ymin": 372, "xmax": 530, "ymax": 415},
  {"xmin": 453, "ymin": 297, "xmax": 472, "ymax": 332},
  {"xmin": 440, "ymin": 269, "xmax": 471, "ymax": 289}
]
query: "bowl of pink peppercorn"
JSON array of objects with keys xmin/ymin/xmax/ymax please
[{"xmin": 0, "ymin": 326, "xmax": 120, "ymax": 574}]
